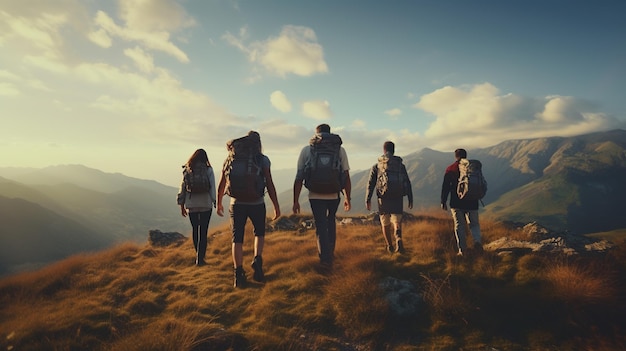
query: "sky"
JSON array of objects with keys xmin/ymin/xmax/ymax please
[{"xmin": 1, "ymin": 0, "xmax": 625, "ymax": 187}]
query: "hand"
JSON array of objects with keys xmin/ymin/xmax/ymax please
[
  {"xmin": 441, "ymin": 203, "xmax": 447, "ymax": 211},
  {"xmin": 180, "ymin": 205, "xmax": 187, "ymax": 217},
  {"xmin": 217, "ymin": 203, "xmax": 224, "ymax": 217},
  {"xmin": 408, "ymin": 202, "xmax": 413, "ymax": 210},
  {"xmin": 273, "ymin": 208, "xmax": 281, "ymax": 220},
  {"xmin": 344, "ymin": 198, "xmax": 351, "ymax": 212},
  {"xmin": 292, "ymin": 202, "xmax": 300, "ymax": 214},
  {"xmin": 366, "ymin": 201, "xmax": 371, "ymax": 211}
]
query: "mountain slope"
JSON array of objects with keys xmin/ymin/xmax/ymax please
[{"xmin": 0, "ymin": 196, "xmax": 110, "ymax": 276}]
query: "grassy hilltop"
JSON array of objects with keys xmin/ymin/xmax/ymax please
[{"xmin": 1, "ymin": 213, "xmax": 625, "ymax": 351}]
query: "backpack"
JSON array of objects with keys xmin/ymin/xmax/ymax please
[
  {"xmin": 224, "ymin": 134, "xmax": 266, "ymax": 201},
  {"xmin": 457, "ymin": 158, "xmax": 488, "ymax": 201},
  {"xmin": 183, "ymin": 163, "xmax": 211, "ymax": 194},
  {"xmin": 304, "ymin": 132, "xmax": 344, "ymax": 194},
  {"xmin": 376, "ymin": 155, "xmax": 407, "ymax": 199}
]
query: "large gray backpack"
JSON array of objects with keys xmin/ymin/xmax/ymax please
[
  {"xmin": 224, "ymin": 134, "xmax": 265, "ymax": 201},
  {"xmin": 304, "ymin": 132, "xmax": 344, "ymax": 194},
  {"xmin": 183, "ymin": 163, "xmax": 211, "ymax": 194},
  {"xmin": 376, "ymin": 155, "xmax": 406, "ymax": 199}
]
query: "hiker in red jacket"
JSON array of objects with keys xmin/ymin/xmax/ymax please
[{"xmin": 440, "ymin": 148, "xmax": 483, "ymax": 256}]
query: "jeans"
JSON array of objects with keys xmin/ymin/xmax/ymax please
[
  {"xmin": 450, "ymin": 208, "xmax": 481, "ymax": 252},
  {"xmin": 310, "ymin": 198, "xmax": 341, "ymax": 264},
  {"xmin": 229, "ymin": 203, "xmax": 266, "ymax": 243},
  {"xmin": 189, "ymin": 210, "xmax": 212, "ymax": 261}
]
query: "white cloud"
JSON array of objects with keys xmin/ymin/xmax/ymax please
[
  {"xmin": 91, "ymin": 7, "xmax": 191, "ymax": 63},
  {"xmin": 270, "ymin": 90, "xmax": 292, "ymax": 113},
  {"xmin": 413, "ymin": 82, "xmax": 621, "ymax": 151},
  {"xmin": 225, "ymin": 25, "xmax": 328, "ymax": 78},
  {"xmin": 88, "ymin": 28, "xmax": 112, "ymax": 48},
  {"xmin": 124, "ymin": 46, "xmax": 155, "ymax": 73},
  {"xmin": 0, "ymin": 82, "xmax": 20, "ymax": 96},
  {"xmin": 301, "ymin": 100, "xmax": 332, "ymax": 120},
  {"xmin": 384, "ymin": 108, "xmax": 402, "ymax": 118}
]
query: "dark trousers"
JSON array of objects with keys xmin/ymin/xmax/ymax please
[
  {"xmin": 229, "ymin": 203, "xmax": 266, "ymax": 243},
  {"xmin": 189, "ymin": 210, "xmax": 212, "ymax": 261},
  {"xmin": 310, "ymin": 198, "xmax": 340, "ymax": 264}
]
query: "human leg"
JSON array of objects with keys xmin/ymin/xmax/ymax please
[
  {"xmin": 230, "ymin": 204, "xmax": 248, "ymax": 287},
  {"xmin": 188, "ymin": 212, "xmax": 201, "ymax": 263},
  {"xmin": 310, "ymin": 199, "xmax": 331, "ymax": 264},
  {"xmin": 450, "ymin": 208, "xmax": 468, "ymax": 255},
  {"xmin": 249, "ymin": 203, "xmax": 267, "ymax": 281},
  {"xmin": 467, "ymin": 210, "xmax": 482, "ymax": 249},
  {"xmin": 390, "ymin": 214, "xmax": 404, "ymax": 253},
  {"xmin": 326, "ymin": 198, "xmax": 340, "ymax": 257},
  {"xmin": 379, "ymin": 213, "xmax": 394, "ymax": 252},
  {"xmin": 196, "ymin": 210, "xmax": 212, "ymax": 264}
]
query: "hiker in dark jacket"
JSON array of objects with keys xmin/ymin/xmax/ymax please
[
  {"xmin": 217, "ymin": 131, "xmax": 280, "ymax": 288},
  {"xmin": 440, "ymin": 148, "xmax": 482, "ymax": 256},
  {"xmin": 176, "ymin": 149, "xmax": 216, "ymax": 266},
  {"xmin": 366, "ymin": 141, "xmax": 413, "ymax": 253}
]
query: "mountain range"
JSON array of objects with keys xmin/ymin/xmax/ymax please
[{"xmin": 1, "ymin": 129, "xmax": 625, "ymax": 276}]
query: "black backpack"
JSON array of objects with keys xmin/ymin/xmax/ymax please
[
  {"xmin": 457, "ymin": 158, "xmax": 488, "ymax": 201},
  {"xmin": 224, "ymin": 134, "xmax": 266, "ymax": 201},
  {"xmin": 304, "ymin": 132, "xmax": 345, "ymax": 194},
  {"xmin": 183, "ymin": 163, "xmax": 211, "ymax": 194},
  {"xmin": 376, "ymin": 155, "xmax": 406, "ymax": 199}
]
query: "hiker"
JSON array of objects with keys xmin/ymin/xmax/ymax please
[
  {"xmin": 293, "ymin": 123, "xmax": 351, "ymax": 269},
  {"xmin": 440, "ymin": 148, "xmax": 484, "ymax": 256},
  {"xmin": 366, "ymin": 141, "xmax": 413, "ymax": 253},
  {"xmin": 176, "ymin": 148, "xmax": 216, "ymax": 266},
  {"xmin": 216, "ymin": 131, "xmax": 280, "ymax": 288}
]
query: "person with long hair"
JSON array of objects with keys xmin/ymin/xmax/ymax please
[
  {"xmin": 217, "ymin": 131, "xmax": 280, "ymax": 288},
  {"xmin": 177, "ymin": 148, "xmax": 216, "ymax": 266}
]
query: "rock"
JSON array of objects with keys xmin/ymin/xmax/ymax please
[
  {"xmin": 148, "ymin": 229, "xmax": 186, "ymax": 247},
  {"xmin": 379, "ymin": 277, "xmax": 423, "ymax": 317}
]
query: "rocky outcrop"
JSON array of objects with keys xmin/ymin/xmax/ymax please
[
  {"xmin": 485, "ymin": 222, "xmax": 615, "ymax": 255},
  {"xmin": 148, "ymin": 229, "xmax": 186, "ymax": 247}
]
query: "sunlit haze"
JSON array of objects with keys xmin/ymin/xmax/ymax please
[{"xmin": 1, "ymin": 0, "xmax": 625, "ymax": 187}]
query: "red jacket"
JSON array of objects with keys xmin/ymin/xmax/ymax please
[{"xmin": 441, "ymin": 160, "xmax": 478, "ymax": 210}]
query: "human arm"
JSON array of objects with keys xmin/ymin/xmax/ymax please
[
  {"xmin": 216, "ymin": 169, "xmax": 227, "ymax": 217},
  {"xmin": 342, "ymin": 170, "xmax": 351, "ymax": 212},
  {"xmin": 365, "ymin": 164, "xmax": 377, "ymax": 211},
  {"xmin": 402, "ymin": 164, "xmax": 413, "ymax": 209},
  {"xmin": 263, "ymin": 165, "xmax": 281, "ymax": 220},
  {"xmin": 293, "ymin": 178, "xmax": 303, "ymax": 214},
  {"xmin": 176, "ymin": 178, "xmax": 188, "ymax": 217}
]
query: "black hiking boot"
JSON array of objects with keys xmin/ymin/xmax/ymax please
[
  {"xmin": 395, "ymin": 240, "xmax": 405, "ymax": 254},
  {"xmin": 234, "ymin": 267, "xmax": 246, "ymax": 288},
  {"xmin": 251, "ymin": 256, "xmax": 264, "ymax": 282}
]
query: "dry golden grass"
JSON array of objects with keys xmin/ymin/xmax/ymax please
[{"xmin": 0, "ymin": 212, "xmax": 624, "ymax": 351}]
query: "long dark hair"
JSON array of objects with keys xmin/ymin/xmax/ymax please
[{"xmin": 186, "ymin": 149, "xmax": 211, "ymax": 169}]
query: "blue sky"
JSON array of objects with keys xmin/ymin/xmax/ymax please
[{"xmin": 1, "ymin": 0, "xmax": 625, "ymax": 187}]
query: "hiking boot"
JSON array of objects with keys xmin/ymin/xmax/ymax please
[
  {"xmin": 196, "ymin": 259, "xmax": 206, "ymax": 266},
  {"xmin": 456, "ymin": 249, "xmax": 464, "ymax": 257},
  {"xmin": 251, "ymin": 256, "xmax": 264, "ymax": 282},
  {"xmin": 395, "ymin": 240, "xmax": 405, "ymax": 254},
  {"xmin": 386, "ymin": 244, "xmax": 394, "ymax": 253},
  {"xmin": 234, "ymin": 267, "xmax": 246, "ymax": 288},
  {"xmin": 474, "ymin": 242, "xmax": 483, "ymax": 252}
]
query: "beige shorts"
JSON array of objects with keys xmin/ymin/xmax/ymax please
[{"xmin": 380, "ymin": 213, "xmax": 402, "ymax": 227}]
